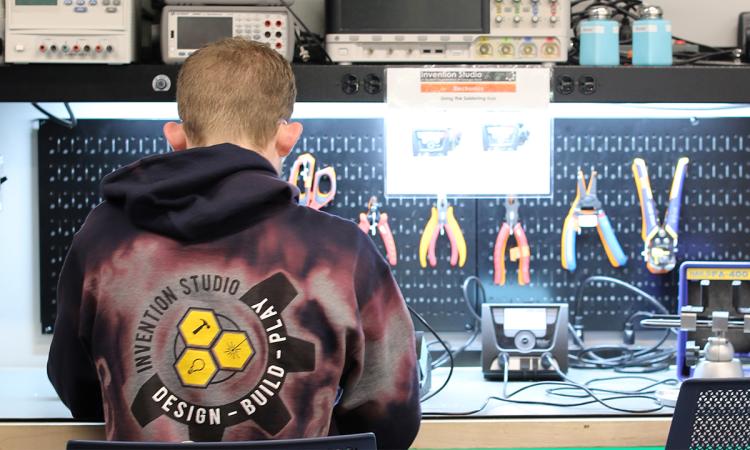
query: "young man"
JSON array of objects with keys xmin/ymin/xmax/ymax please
[{"xmin": 47, "ymin": 38, "xmax": 421, "ymax": 449}]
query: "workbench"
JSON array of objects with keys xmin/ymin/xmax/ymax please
[{"xmin": 0, "ymin": 367, "xmax": 674, "ymax": 450}]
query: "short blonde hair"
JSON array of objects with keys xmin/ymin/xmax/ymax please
[{"xmin": 176, "ymin": 38, "xmax": 296, "ymax": 148}]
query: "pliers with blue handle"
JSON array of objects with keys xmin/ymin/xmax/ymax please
[
  {"xmin": 632, "ymin": 157, "xmax": 689, "ymax": 274},
  {"xmin": 561, "ymin": 168, "xmax": 627, "ymax": 272}
]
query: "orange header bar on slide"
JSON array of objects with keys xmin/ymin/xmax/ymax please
[{"xmin": 420, "ymin": 83, "xmax": 517, "ymax": 93}]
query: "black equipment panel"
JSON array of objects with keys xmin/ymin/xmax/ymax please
[
  {"xmin": 38, "ymin": 117, "xmax": 750, "ymax": 333},
  {"xmin": 325, "ymin": 0, "xmax": 489, "ymax": 34}
]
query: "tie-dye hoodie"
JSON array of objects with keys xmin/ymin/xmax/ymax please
[{"xmin": 47, "ymin": 144, "xmax": 421, "ymax": 449}]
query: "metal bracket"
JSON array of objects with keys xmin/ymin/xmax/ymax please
[
  {"xmin": 680, "ymin": 311, "xmax": 698, "ymax": 332},
  {"xmin": 712, "ymin": 310, "xmax": 730, "ymax": 333}
]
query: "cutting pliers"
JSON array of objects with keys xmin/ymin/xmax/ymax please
[
  {"xmin": 288, "ymin": 153, "xmax": 337, "ymax": 210},
  {"xmin": 419, "ymin": 195, "xmax": 467, "ymax": 268},
  {"xmin": 561, "ymin": 169, "xmax": 628, "ymax": 272},
  {"xmin": 358, "ymin": 196, "xmax": 398, "ymax": 266},
  {"xmin": 632, "ymin": 157, "xmax": 689, "ymax": 274},
  {"xmin": 494, "ymin": 197, "xmax": 530, "ymax": 285}
]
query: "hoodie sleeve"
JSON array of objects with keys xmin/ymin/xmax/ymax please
[
  {"xmin": 47, "ymin": 240, "xmax": 104, "ymax": 421},
  {"xmin": 334, "ymin": 238, "xmax": 421, "ymax": 450}
]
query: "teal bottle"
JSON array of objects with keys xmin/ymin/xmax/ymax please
[
  {"xmin": 633, "ymin": 5, "xmax": 672, "ymax": 66},
  {"xmin": 579, "ymin": 7, "xmax": 620, "ymax": 66}
]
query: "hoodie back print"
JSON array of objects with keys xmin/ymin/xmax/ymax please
[{"xmin": 47, "ymin": 144, "xmax": 421, "ymax": 449}]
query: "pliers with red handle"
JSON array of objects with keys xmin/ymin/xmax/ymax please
[
  {"xmin": 494, "ymin": 197, "xmax": 530, "ymax": 286},
  {"xmin": 358, "ymin": 196, "xmax": 398, "ymax": 266},
  {"xmin": 419, "ymin": 195, "xmax": 467, "ymax": 268}
]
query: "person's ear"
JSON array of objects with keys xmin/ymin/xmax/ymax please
[
  {"xmin": 163, "ymin": 122, "xmax": 188, "ymax": 151},
  {"xmin": 275, "ymin": 121, "xmax": 303, "ymax": 158}
]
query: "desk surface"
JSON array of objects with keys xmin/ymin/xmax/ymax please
[
  {"xmin": 422, "ymin": 367, "xmax": 676, "ymax": 417},
  {"xmin": 0, "ymin": 366, "xmax": 677, "ymax": 419},
  {"xmin": 0, "ymin": 367, "xmax": 674, "ymax": 449}
]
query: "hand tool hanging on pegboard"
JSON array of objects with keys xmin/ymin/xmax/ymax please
[
  {"xmin": 632, "ymin": 157, "xmax": 689, "ymax": 274},
  {"xmin": 287, "ymin": 153, "xmax": 337, "ymax": 210},
  {"xmin": 493, "ymin": 197, "xmax": 530, "ymax": 286},
  {"xmin": 419, "ymin": 194, "xmax": 467, "ymax": 268},
  {"xmin": 358, "ymin": 196, "xmax": 397, "ymax": 266},
  {"xmin": 561, "ymin": 168, "xmax": 627, "ymax": 272},
  {"xmin": 0, "ymin": 155, "xmax": 6, "ymax": 212}
]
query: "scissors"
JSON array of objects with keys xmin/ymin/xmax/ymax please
[{"xmin": 287, "ymin": 153, "xmax": 337, "ymax": 210}]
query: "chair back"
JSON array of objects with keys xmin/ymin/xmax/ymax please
[
  {"xmin": 666, "ymin": 377, "xmax": 750, "ymax": 450},
  {"xmin": 67, "ymin": 433, "xmax": 376, "ymax": 450}
]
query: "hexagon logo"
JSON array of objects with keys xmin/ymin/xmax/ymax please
[
  {"xmin": 212, "ymin": 331, "xmax": 254, "ymax": 371},
  {"xmin": 178, "ymin": 308, "xmax": 220, "ymax": 348},
  {"xmin": 174, "ymin": 348, "xmax": 218, "ymax": 388}
]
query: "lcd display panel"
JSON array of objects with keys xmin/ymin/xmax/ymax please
[
  {"xmin": 177, "ymin": 17, "xmax": 233, "ymax": 49},
  {"xmin": 333, "ymin": 0, "xmax": 487, "ymax": 34},
  {"xmin": 15, "ymin": 0, "xmax": 57, "ymax": 5}
]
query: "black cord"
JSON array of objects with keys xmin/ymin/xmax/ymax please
[
  {"xmin": 425, "ymin": 355, "xmax": 673, "ymax": 416},
  {"xmin": 574, "ymin": 276, "xmax": 668, "ymax": 320},
  {"xmin": 571, "ymin": 0, "xmax": 729, "ymax": 65},
  {"xmin": 423, "ymin": 374, "xmax": 672, "ymax": 416},
  {"xmin": 570, "ymin": 276, "xmax": 675, "ymax": 371},
  {"xmin": 408, "ymin": 305, "xmax": 454, "ymax": 403},
  {"xmin": 423, "ymin": 353, "xmax": 678, "ymax": 417},
  {"xmin": 429, "ymin": 276, "xmax": 485, "ymax": 368},
  {"xmin": 672, "ymin": 36, "xmax": 723, "ymax": 53},
  {"xmin": 544, "ymin": 354, "xmax": 666, "ymax": 413},
  {"xmin": 674, "ymin": 50, "xmax": 737, "ymax": 66},
  {"xmin": 31, "ymin": 102, "xmax": 77, "ymax": 129},
  {"xmin": 430, "ymin": 329, "xmax": 479, "ymax": 369},
  {"xmin": 278, "ymin": 0, "xmax": 332, "ymax": 64},
  {"xmin": 568, "ymin": 322, "xmax": 673, "ymax": 373},
  {"xmin": 461, "ymin": 276, "xmax": 485, "ymax": 322},
  {"xmin": 546, "ymin": 375, "xmax": 678, "ymax": 398}
]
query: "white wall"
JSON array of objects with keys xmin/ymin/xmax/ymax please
[
  {"xmin": 0, "ymin": 103, "xmax": 179, "ymax": 368},
  {"xmin": 0, "ymin": 101, "xmax": 378, "ymax": 368},
  {"xmin": 291, "ymin": 0, "xmax": 325, "ymax": 36}
]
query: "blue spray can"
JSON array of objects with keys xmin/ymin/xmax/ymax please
[
  {"xmin": 633, "ymin": 5, "xmax": 672, "ymax": 66},
  {"xmin": 579, "ymin": 7, "xmax": 620, "ymax": 66}
]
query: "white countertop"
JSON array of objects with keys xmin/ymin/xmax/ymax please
[{"xmin": 0, "ymin": 365, "xmax": 676, "ymax": 420}]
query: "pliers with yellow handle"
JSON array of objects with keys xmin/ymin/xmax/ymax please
[
  {"xmin": 561, "ymin": 168, "xmax": 627, "ymax": 272},
  {"xmin": 419, "ymin": 195, "xmax": 467, "ymax": 268},
  {"xmin": 632, "ymin": 157, "xmax": 689, "ymax": 274}
]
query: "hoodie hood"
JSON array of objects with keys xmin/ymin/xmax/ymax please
[{"xmin": 102, "ymin": 143, "xmax": 298, "ymax": 241}]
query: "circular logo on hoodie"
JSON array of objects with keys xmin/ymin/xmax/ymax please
[{"xmin": 129, "ymin": 272, "xmax": 316, "ymax": 441}]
